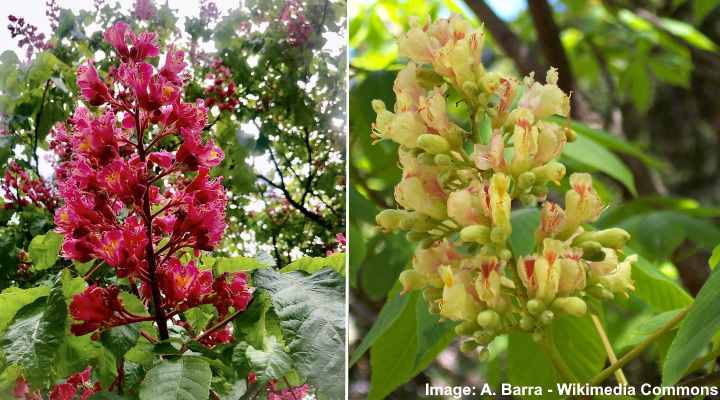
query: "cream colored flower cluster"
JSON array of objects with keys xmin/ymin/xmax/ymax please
[{"xmin": 372, "ymin": 15, "xmax": 636, "ymax": 355}]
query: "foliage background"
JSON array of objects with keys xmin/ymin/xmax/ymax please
[
  {"xmin": 348, "ymin": 0, "xmax": 720, "ymax": 398},
  {"xmin": 0, "ymin": 0, "xmax": 347, "ymax": 399}
]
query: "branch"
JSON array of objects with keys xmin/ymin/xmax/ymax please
[
  {"xmin": 464, "ymin": 0, "xmax": 546, "ymax": 76},
  {"xmin": 349, "ymin": 166, "xmax": 391, "ymax": 209},
  {"xmin": 527, "ymin": 0, "xmax": 580, "ymax": 118},
  {"xmin": 591, "ymin": 313, "xmax": 628, "ymax": 385},
  {"xmin": 256, "ymin": 174, "xmax": 330, "ymax": 228}
]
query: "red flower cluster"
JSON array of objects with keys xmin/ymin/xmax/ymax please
[
  {"xmin": 55, "ymin": 22, "xmax": 251, "ymax": 343},
  {"xmin": 279, "ymin": 0, "xmax": 314, "ymax": 47},
  {"xmin": 1, "ymin": 161, "xmax": 58, "ymax": 212},
  {"xmin": 6, "ymin": 15, "xmax": 52, "ymax": 60},
  {"xmin": 14, "ymin": 367, "xmax": 101, "ymax": 400},
  {"xmin": 203, "ymin": 58, "xmax": 239, "ymax": 111}
]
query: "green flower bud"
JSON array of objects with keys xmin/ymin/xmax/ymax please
[
  {"xmin": 371, "ymin": 99, "xmax": 387, "ymax": 113},
  {"xmin": 417, "ymin": 134, "xmax": 450, "ymax": 154},
  {"xmin": 518, "ymin": 171, "xmax": 536, "ymax": 190},
  {"xmin": 526, "ymin": 299, "xmax": 545, "ymax": 316},
  {"xmin": 454, "ymin": 320, "xmax": 480, "ymax": 336},
  {"xmin": 552, "ymin": 297, "xmax": 587, "ymax": 317},
  {"xmin": 476, "ymin": 309, "xmax": 501, "ymax": 329},
  {"xmin": 478, "ymin": 347, "xmax": 490, "ymax": 362},
  {"xmin": 574, "ymin": 228, "xmax": 631, "ymax": 250},
  {"xmin": 532, "ymin": 185, "xmax": 549, "ymax": 198},
  {"xmin": 490, "ymin": 227, "xmax": 509, "ymax": 245},
  {"xmin": 399, "ymin": 270, "xmax": 427, "ymax": 294},
  {"xmin": 461, "ymin": 340, "xmax": 479, "ymax": 353},
  {"xmin": 376, "ymin": 209, "xmax": 406, "ymax": 231},
  {"xmin": 473, "ymin": 330, "xmax": 494, "ymax": 346},
  {"xmin": 498, "ymin": 249, "xmax": 512, "ymax": 261},
  {"xmin": 564, "ymin": 126, "xmax": 577, "ymax": 142},
  {"xmin": 434, "ymin": 154, "xmax": 452, "ymax": 166},
  {"xmin": 578, "ymin": 241, "xmax": 604, "ymax": 261},
  {"xmin": 519, "ymin": 314, "xmax": 535, "ymax": 331},
  {"xmin": 532, "ymin": 331, "xmax": 544, "ymax": 343},
  {"xmin": 539, "ymin": 310, "xmax": 555, "ymax": 325},
  {"xmin": 587, "ymin": 284, "xmax": 614, "ymax": 300},
  {"xmin": 417, "ymin": 152, "xmax": 436, "ymax": 166},
  {"xmin": 460, "ymin": 225, "xmax": 491, "ymax": 244}
]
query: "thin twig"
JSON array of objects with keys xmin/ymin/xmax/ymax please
[
  {"xmin": 591, "ymin": 313, "xmax": 628, "ymax": 385},
  {"xmin": 591, "ymin": 308, "xmax": 688, "ymax": 385}
]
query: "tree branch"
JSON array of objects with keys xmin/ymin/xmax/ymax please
[
  {"xmin": 527, "ymin": 0, "xmax": 580, "ymax": 118},
  {"xmin": 256, "ymin": 174, "xmax": 330, "ymax": 228},
  {"xmin": 464, "ymin": 0, "xmax": 546, "ymax": 76}
]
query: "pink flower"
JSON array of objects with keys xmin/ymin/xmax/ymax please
[
  {"xmin": 71, "ymin": 111, "xmax": 120, "ymax": 164},
  {"xmin": 158, "ymin": 258, "xmax": 213, "ymax": 307},
  {"xmin": 76, "ymin": 62, "xmax": 110, "ymax": 106},
  {"xmin": 49, "ymin": 383, "xmax": 76, "ymax": 400},
  {"xmin": 212, "ymin": 272, "xmax": 252, "ymax": 315},
  {"xmin": 149, "ymin": 151, "xmax": 175, "ymax": 168},
  {"xmin": 199, "ymin": 324, "xmax": 233, "ymax": 348},
  {"xmin": 160, "ymin": 45, "xmax": 187, "ymax": 85},
  {"xmin": 173, "ymin": 168, "xmax": 227, "ymax": 250},
  {"xmin": 176, "ymin": 128, "xmax": 224, "ymax": 170},
  {"xmin": 13, "ymin": 377, "xmax": 29, "ymax": 399},
  {"xmin": 69, "ymin": 285, "xmax": 123, "ymax": 335},
  {"xmin": 104, "ymin": 21, "xmax": 159, "ymax": 62}
]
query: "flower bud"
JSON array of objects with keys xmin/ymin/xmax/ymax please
[
  {"xmin": 574, "ymin": 228, "xmax": 631, "ymax": 250},
  {"xmin": 371, "ymin": 99, "xmax": 386, "ymax": 113},
  {"xmin": 519, "ymin": 314, "xmax": 535, "ymax": 331},
  {"xmin": 460, "ymin": 340, "xmax": 479, "ymax": 353},
  {"xmin": 586, "ymin": 284, "xmax": 614, "ymax": 300},
  {"xmin": 478, "ymin": 347, "xmax": 490, "ymax": 362},
  {"xmin": 539, "ymin": 310, "xmax": 554, "ymax": 325},
  {"xmin": 473, "ymin": 330, "xmax": 494, "ymax": 345},
  {"xmin": 552, "ymin": 297, "xmax": 587, "ymax": 317},
  {"xmin": 498, "ymin": 249, "xmax": 512, "ymax": 261},
  {"xmin": 519, "ymin": 194, "xmax": 537, "ymax": 207},
  {"xmin": 417, "ymin": 152, "xmax": 436, "ymax": 166},
  {"xmin": 460, "ymin": 225, "xmax": 490, "ymax": 244},
  {"xmin": 434, "ymin": 154, "xmax": 452, "ymax": 166},
  {"xmin": 476, "ymin": 309, "xmax": 501, "ymax": 329},
  {"xmin": 399, "ymin": 270, "xmax": 427, "ymax": 294},
  {"xmin": 518, "ymin": 171, "xmax": 536, "ymax": 190},
  {"xmin": 376, "ymin": 209, "xmax": 406, "ymax": 231},
  {"xmin": 557, "ymin": 258, "xmax": 587, "ymax": 296},
  {"xmin": 526, "ymin": 298, "xmax": 545, "ymax": 316},
  {"xmin": 455, "ymin": 320, "xmax": 480, "ymax": 336},
  {"xmin": 578, "ymin": 241, "xmax": 604, "ymax": 261},
  {"xmin": 417, "ymin": 134, "xmax": 450, "ymax": 154},
  {"xmin": 531, "ymin": 161, "xmax": 565, "ymax": 186}
]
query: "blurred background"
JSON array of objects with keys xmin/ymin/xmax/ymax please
[{"xmin": 348, "ymin": 0, "xmax": 720, "ymax": 398}]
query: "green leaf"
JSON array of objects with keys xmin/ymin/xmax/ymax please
[
  {"xmin": 28, "ymin": 231, "xmax": 63, "ymax": 271},
  {"xmin": 246, "ymin": 336, "xmax": 293, "ymax": 383},
  {"xmin": 625, "ymin": 60, "xmax": 653, "ymax": 113},
  {"xmin": 663, "ymin": 267, "xmax": 720, "ymax": 385},
  {"xmin": 1, "ymin": 282, "xmax": 67, "ymax": 386},
  {"xmin": 659, "ymin": 17, "xmax": 718, "ymax": 50},
  {"xmin": 615, "ymin": 309, "xmax": 684, "ymax": 351},
  {"xmin": 508, "ymin": 315, "xmax": 605, "ymax": 398},
  {"xmin": 280, "ymin": 252, "xmax": 346, "ymax": 275},
  {"xmin": 631, "ymin": 252, "xmax": 693, "ymax": 312},
  {"xmin": 563, "ymin": 134, "xmax": 637, "ymax": 195},
  {"xmin": 509, "ymin": 208, "xmax": 540, "ymax": 257},
  {"xmin": 710, "ymin": 243, "xmax": 720, "ymax": 270},
  {"xmin": 207, "ymin": 255, "xmax": 270, "ymax": 274},
  {"xmin": 254, "ymin": 268, "xmax": 345, "ymax": 399},
  {"xmin": 368, "ymin": 292, "xmax": 455, "ymax": 400},
  {"xmin": 139, "ymin": 356, "xmax": 212, "ymax": 400},
  {"xmin": 101, "ymin": 324, "xmax": 140, "ymax": 360},
  {"xmin": 693, "ymin": 0, "xmax": 720, "ymax": 23},
  {"xmin": 349, "ymin": 291, "xmax": 412, "ymax": 366},
  {"xmin": 0, "ymin": 286, "xmax": 50, "ymax": 334},
  {"xmin": 549, "ymin": 116, "xmax": 666, "ymax": 170}
]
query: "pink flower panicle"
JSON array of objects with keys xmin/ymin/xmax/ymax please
[
  {"xmin": 279, "ymin": 0, "xmax": 313, "ymax": 47},
  {"xmin": 45, "ymin": 0, "xmax": 60, "ymax": 31},
  {"xmin": 203, "ymin": 58, "xmax": 239, "ymax": 111},
  {"xmin": 133, "ymin": 0, "xmax": 157, "ymax": 21},
  {"xmin": 6, "ymin": 15, "xmax": 52, "ymax": 60},
  {"xmin": 56, "ymin": 22, "xmax": 252, "ymax": 346},
  {"xmin": 13, "ymin": 367, "xmax": 101, "ymax": 400},
  {"xmin": 2, "ymin": 161, "xmax": 58, "ymax": 212}
]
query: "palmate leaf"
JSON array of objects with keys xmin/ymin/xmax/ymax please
[
  {"xmin": 138, "ymin": 356, "xmax": 211, "ymax": 400},
  {"xmin": 253, "ymin": 268, "xmax": 345, "ymax": 399},
  {"xmin": 1, "ymin": 281, "xmax": 66, "ymax": 387},
  {"xmin": 280, "ymin": 252, "xmax": 346, "ymax": 275},
  {"xmin": 246, "ymin": 336, "xmax": 293, "ymax": 383},
  {"xmin": 0, "ymin": 285, "xmax": 50, "ymax": 335},
  {"xmin": 27, "ymin": 231, "xmax": 63, "ymax": 271}
]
